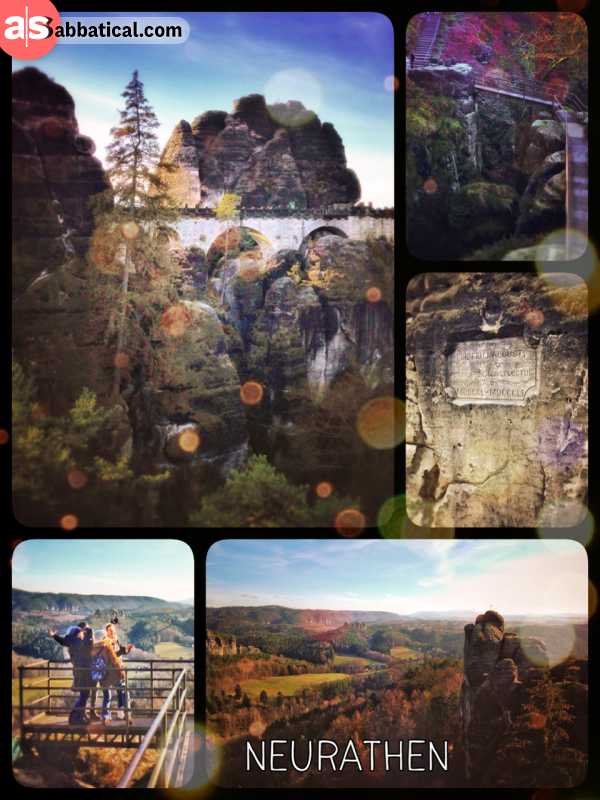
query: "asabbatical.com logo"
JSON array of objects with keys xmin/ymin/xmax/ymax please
[
  {"xmin": 1, "ymin": 0, "xmax": 60, "ymax": 58},
  {"xmin": 2, "ymin": 3, "xmax": 189, "ymax": 57}
]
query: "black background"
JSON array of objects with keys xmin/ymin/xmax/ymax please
[{"xmin": 2, "ymin": 1, "xmax": 597, "ymax": 797}]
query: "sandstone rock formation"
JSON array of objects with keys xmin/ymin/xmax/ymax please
[
  {"xmin": 407, "ymin": 68, "xmax": 569, "ymax": 259},
  {"xmin": 12, "ymin": 67, "xmax": 126, "ymax": 430},
  {"xmin": 158, "ymin": 94, "xmax": 360, "ymax": 209},
  {"xmin": 460, "ymin": 610, "xmax": 587, "ymax": 787},
  {"xmin": 406, "ymin": 273, "xmax": 587, "ymax": 527},
  {"xmin": 207, "ymin": 630, "xmax": 238, "ymax": 657}
]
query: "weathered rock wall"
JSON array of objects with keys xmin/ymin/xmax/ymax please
[
  {"xmin": 460, "ymin": 610, "xmax": 587, "ymax": 787},
  {"xmin": 406, "ymin": 273, "xmax": 587, "ymax": 527},
  {"xmin": 158, "ymin": 94, "xmax": 360, "ymax": 209}
]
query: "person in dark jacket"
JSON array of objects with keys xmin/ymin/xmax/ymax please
[
  {"xmin": 410, "ymin": 52, "xmax": 416, "ymax": 69},
  {"xmin": 50, "ymin": 623, "xmax": 97, "ymax": 724}
]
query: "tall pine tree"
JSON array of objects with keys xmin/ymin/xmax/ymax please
[{"xmin": 94, "ymin": 70, "xmax": 177, "ymax": 397}]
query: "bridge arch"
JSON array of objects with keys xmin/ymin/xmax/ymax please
[
  {"xmin": 206, "ymin": 225, "xmax": 274, "ymax": 270},
  {"xmin": 300, "ymin": 225, "xmax": 348, "ymax": 255}
]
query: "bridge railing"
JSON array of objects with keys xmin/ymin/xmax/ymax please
[
  {"xmin": 472, "ymin": 65, "xmax": 587, "ymax": 113},
  {"xmin": 117, "ymin": 667, "xmax": 188, "ymax": 789},
  {"xmin": 17, "ymin": 659, "xmax": 194, "ymax": 729}
]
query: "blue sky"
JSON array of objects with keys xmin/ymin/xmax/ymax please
[
  {"xmin": 12, "ymin": 539, "xmax": 194, "ymax": 602},
  {"xmin": 12, "ymin": 12, "xmax": 394, "ymax": 206},
  {"xmin": 206, "ymin": 539, "xmax": 587, "ymax": 616}
]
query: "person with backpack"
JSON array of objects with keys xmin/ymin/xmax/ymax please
[
  {"xmin": 50, "ymin": 622, "xmax": 95, "ymax": 725},
  {"xmin": 96, "ymin": 622, "xmax": 134, "ymax": 724}
]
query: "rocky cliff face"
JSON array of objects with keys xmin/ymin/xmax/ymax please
[
  {"xmin": 158, "ymin": 94, "xmax": 360, "ymax": 209},
  {"xmin": 460, "ymin": 610, "xmax": 587, "ymax": 787},
  {"xmin": 407, "ymin": 65, "xmax": 574, "ymax": 259},
  {"xmin": 206, "ymin": 630, "xmax": 238, "ymax": 657},
  {"xmin": 406, "ymin": 272, "xmax": 587, "ymax": 527},
  {"xmin": 12, "ymin": 67, "xmax": 127, "ymax": 431}
]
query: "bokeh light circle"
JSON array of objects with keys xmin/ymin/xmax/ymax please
[
  {"xmin": 357, "ymin": 396, "xmax": 404, "ymax": 449},
  {"xmin": 60, "ymin": 514, "xmax": 79, "ymax": 531},
  {"xmin": 384, "ymin": 75, "xmax": 400, "ymax": 92},
  {"xmin": 366, "ymin": 286, "xmax": 382, "ymax": 303},
  {"xmin": 589, "ymin": 580, "xmax": 598, "ymax": 618},
  {"xmin": 517, "ymin": 624, "xmax": 576, "ymax": 668},
  {"xmin": 335, "ymin": 508, "xmax": 366, "ymax": 537},
  {"xmin": 240, "ymin": 381, "xmax": 264, "ymax": 406},
  {"xmin": 264, "ymin": 69, "xmax": 322, "ymax": 125},
  {"xmin": 178, "ymin": 428, "xmax": 201, "ymax": 454},
  {"xmin": 67, "ymin": 470, "xmax": 88, "ymax": 490},
  {"xmin": 537, "ymin": 503, "xmax": 594, "ymax": 546},
  {"xmin": 114, "ymin": 352, "xmax": 130, "ymax": 370},
  {"xmin": 378, "ymin": 495, "xmax": 454, "ymax": 539},
  {"xmin": 315, "ymin": 481, "xmax": 333, "ymax": 499},
  {"xmin": 0, "ymin": 429, "xmax": 9, "ymax": 445},
  {"xmin": 423, "ymin": 178, "xmax": 438, "ymax": 194},
  {"xmin": 121, "ymin": 221, "xmax": 140, "ymax": 240}
]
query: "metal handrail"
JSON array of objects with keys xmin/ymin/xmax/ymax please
[{"xmin": 116, "ymin": 668, "xmax": 188, "ymax": 789}]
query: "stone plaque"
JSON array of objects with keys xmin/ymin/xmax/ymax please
[{"xmin": 445, "ymin": 337, "xmax": 540, "ymax": 406}]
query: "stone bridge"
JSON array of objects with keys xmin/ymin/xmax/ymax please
[{"xmin": 173, "ymin": 206, "xmax": 394, "ymax": 256}]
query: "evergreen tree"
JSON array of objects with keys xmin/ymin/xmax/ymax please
[{"xmin": 93, "ymin": 70, "xmax": 177, "ymax": 397}]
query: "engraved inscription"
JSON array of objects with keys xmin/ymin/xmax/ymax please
[{"xmin": 446, "ymin": 338, "xmax": 539, "ymax": 406}]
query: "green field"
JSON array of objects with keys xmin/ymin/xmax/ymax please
[
  {"xmin": 12, "ymin": 676, "xmax": 72, "ymax": 706},
  {"xmin": 333, "ymin": 654, "xmax": 380, "ymax": 668},
  {"xmin": 153, "ymin": 642, "xmax": 194, "ymax": 659},
  {"xmin": 390, "ymin": 646, "xmax": 421, "ymax": 660},
  {"xmin": 240, "ymin": 673, "xmax": 349, "ymax": 699}
]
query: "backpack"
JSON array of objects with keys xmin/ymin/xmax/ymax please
[{"xmin": 91, "ymin": 651, "xmax": 108, "ymax": 683}]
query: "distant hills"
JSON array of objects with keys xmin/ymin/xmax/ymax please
[
  {"xmin": 206, "ymin": 605, "xmax": 404, "ymax": 629},
  {"xmin": 13, "ymin": 588, "xmax": 187, "ymax": 614}
]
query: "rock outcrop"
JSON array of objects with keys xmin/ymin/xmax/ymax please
[
  {"xmin": 407, "ymin": 66, "xmax": 569, "ymax": 259},
  {"xmin": 206, "ymin": 630, "xmax": 238, "ymax": 657},
  {"xmin": 11, "ymin": 68, "xmax": 125, "ymax": 427},
  {"xmin": 460, "ymin": 610, "xmax": 587, "ymax": 787},
  {"xmin": 406, "ymin": 273, "xmax": 587, "ymax": 527},
  {"xmin": 158, "ymin": 94, "xmax": 360, "ymax": 209}
]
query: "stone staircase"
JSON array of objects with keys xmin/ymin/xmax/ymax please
[{"xmin": 411, "ymin": 12, "xmax": 441, "ymax": 68}]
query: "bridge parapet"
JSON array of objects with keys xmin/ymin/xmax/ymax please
[{"xmin": 178, "ymin": 205, "xmax": 395, "ymax": 220}]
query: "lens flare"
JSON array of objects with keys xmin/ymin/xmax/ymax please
[
  {"xmin": 59, "ymin": 514, "xmax": 78, "ymax": 531},
  {"xmin": 335, "ymin": 508, "xmax": 366, "ymax": 537},
  {"xmin": 537, "ymin": 504, "xmax": 594, "ymax": 545},
  {"xmin": 121, "ymin": 221, "xmax": 140, "ymax": 240},
  {"xmin": 378, "ymin": 495, "xmax": 454, "ymax": 539},
  {"xmin": 535, "ymin": 230, "xmax": 594, "ymax": 271},
  {"xmin": 589, "ymin": 581, "xmax": 598, "ymax": 618},
  {"xmin": 161, "ymin": 305, "xmax": 192, "ymax": 337},
  {"xmin": 518, "ymin": 624, "xmax": 576, "ymax": 668},
  {"xmin": 315, "ymin": 481, "xmax": 333, "ymax": 498},
  {"xmin": 0, "ymin": 429, "xmax": 9, "ymax": 445},
  {"xmin": 524, "ymin": 309, "xmax": 544, "ymax": 328},
  {"xmin": 114, "ymin": 352, "xmax": 130, "ymax": 370},
  {"xmin": 162, "ymin": 722, "xmax": 222, "ymax": 793},
  {"xmin": 556, "ymin": 0, "xmax": 588, "ymax": 11},
  {"xmin": 423, "ymin": 178, "xmax": 438, "ymax": 195},
  {"xmin": 384, "ymin": 75, "xmax": 399, "ymax": 92},
  {"xmin": 365, "ymin": 286, "xmax": 382, "ymax": 303},
  {"xmin": 179, "ymin": 428, "xmax": 201, "ymax": 454},
  {"xmin": 67, "ymin": 470, "xmax": 88, "ymax": 490},
  {"xmin": 264, "ymin": 69, "xmax": 322, "ymax": 126},
  {"xmin": 357, "ymin": 397, "xmax": 404, "ymax": 450},
  {"xmin": 240, "ymin": 381, "xmax": 264, "ymax": 406}
]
